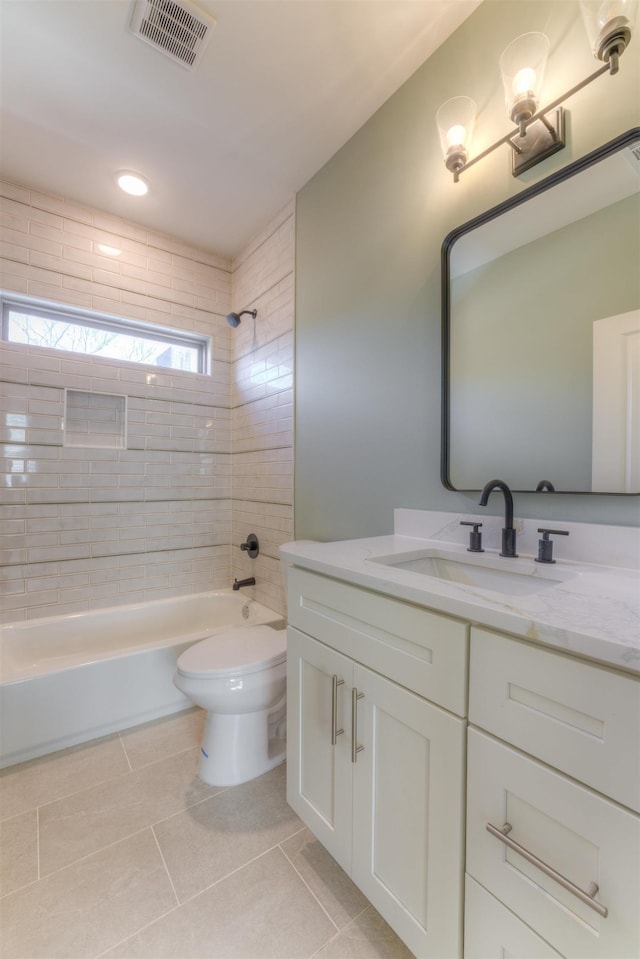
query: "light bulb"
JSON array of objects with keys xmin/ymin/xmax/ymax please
[
  {"xmin": 580, "ymin": 0, "xmax": 638, "ymax": 69},
  {"xmin": 435, "ymin": 96, "xmax": 476, "ymax": 180},
  {"xmin": 597, "ymin": 1, "xmax": 628, "ymax": 28},
  {"xmin": 446, "ymin": 124, "xmax": 467, "ymax": 150},
  {"xmin": 499, "ymin": 33, "xmax": 549, "ymax": 134},
  {"xmin": 512, "ymin": 67, "xmax": 537, "ymax": 98}
]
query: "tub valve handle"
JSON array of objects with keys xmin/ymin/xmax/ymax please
[{"xmin": 240, "ymin": 533, "xmax": 259, "ymax": 558}]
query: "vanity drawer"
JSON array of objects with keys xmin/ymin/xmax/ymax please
[
  {"xmin": 464, "ymin": 875, "xmax": 562, "ymax": 959},
  {"xmin": 467, "ymin": 728, "xmax": 640, "ymax": 959},
  {"xmin": 287, "ymin": 566, "xmax": 468, "ymax": 715},
  {"xmin": 469, "ymin": 627, "xmax": 640, "ymax": 812}
]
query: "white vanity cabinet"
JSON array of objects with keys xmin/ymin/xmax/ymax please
[
  {"xmin": 286, "ymin": 566, "xmax": 468, "ymax": 959},
  {"xmin": 465, "ymin": 627, "xmax": 640, "ymax": 959}
]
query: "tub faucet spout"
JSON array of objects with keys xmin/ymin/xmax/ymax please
[
  {"xmin": 478, "ymin": 479, "xmax": 518, "ymax": 557},
  {"xmin": 233, "ymin": 577, "xmax": 256, "ymax": 591}
]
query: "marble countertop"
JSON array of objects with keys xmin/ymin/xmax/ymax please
[{"xmin": 281, "ymin": 512, "xmax": 640, "ymax": 676}]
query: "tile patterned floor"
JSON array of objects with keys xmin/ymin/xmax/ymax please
[{"xmin": 0, "ymin": 708, "xmax": 415, "ymax": 959}]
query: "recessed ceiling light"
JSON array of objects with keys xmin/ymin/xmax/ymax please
[{"xmin": 117, "ymin": 171, "xmax": 149, "ymax": 196}]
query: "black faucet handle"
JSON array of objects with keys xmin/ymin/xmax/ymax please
[
  {"xmin": 460, "ymin": 521, "xmax": 484, "ymax": 553},
  {"xmin": 536, "ymin": 528, "xmax": 569, "ymax": 564},
  {"xmin": 240, "ymin": 533, "xmax": 259, "ymax": 558}
]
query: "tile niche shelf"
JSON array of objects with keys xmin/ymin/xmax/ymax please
[{"xmin": 63, "ymin": 389, "xmax": 127, "ymax": 449}]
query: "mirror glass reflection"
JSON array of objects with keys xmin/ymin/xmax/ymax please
[{"xmin": 443, "ymin": 130, "xmax": 640, "ymax": 495}]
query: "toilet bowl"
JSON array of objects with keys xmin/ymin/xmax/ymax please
[{"xmin": 173, "ymin": 625, "xmax": 287, "ymax": 787}]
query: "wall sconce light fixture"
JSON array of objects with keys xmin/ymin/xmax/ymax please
[
  {"xmin": 436, "ymin": 96, "xmax": 477, "ymax": 180},
  {"xmin": 437, "ymin": 0, "xmax": 638, "ymax": 181}
]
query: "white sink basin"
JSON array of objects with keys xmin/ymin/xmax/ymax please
[{"xmin": 368, "ymin": 548, "xmax": 577, "ymax": 597}]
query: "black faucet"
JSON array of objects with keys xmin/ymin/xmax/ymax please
[
  {"xmin": 535, "ymin": 480, "xmax": 556, "ymax": 493},
  {"xmin": 478, "ymin": 479, "xmax": 518, "ymax": 557},
  {"xmin": 233, "ymin": 577, "xmax": 256, "ymax": 591}
]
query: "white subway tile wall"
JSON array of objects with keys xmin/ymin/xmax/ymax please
[
  {"xmin": 1, "ymin": 181, "xmax": 294, "ymax": 621},
  {"xmin": 231, "ymin": 200, "xmax": 295, "ymax": 615}
]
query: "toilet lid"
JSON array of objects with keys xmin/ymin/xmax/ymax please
[{"xmin": 176, "ymin": 625, "xmax": 286, "ymax": 678}]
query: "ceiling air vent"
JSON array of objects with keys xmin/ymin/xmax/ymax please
[{"xmin": 130, "ymin": 0, "xmax": 216, "ymax": 70}]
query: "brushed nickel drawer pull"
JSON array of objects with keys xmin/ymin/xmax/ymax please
[
  {"xmin": 331, "ymin": 675, "xmax": 344, "ymax": 745},
  {"xmin": 486, "ymin": 822, "xmax": 608, "ymax": 918},
  {"xmin": 351, "ymin": 688, "xmax": 365, "ymax": 763}
]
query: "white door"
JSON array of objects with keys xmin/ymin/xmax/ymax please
[
  {"xmin": 592, "ymin": 309, "xmax": 640, "ymax": 492},
  {"xmin": 286, "ymin": 627, "xmax": 353, "ymax": 873},
  {"xmin": 351, "ymin": 663, "xmax": 467, "ymax": 959}
]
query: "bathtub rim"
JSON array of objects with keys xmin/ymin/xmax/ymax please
[{"xmin": 1, "ymin": 588, "xmax": 284, "ymax": 684}]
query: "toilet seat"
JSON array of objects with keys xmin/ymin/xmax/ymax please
[{"xmin": 176, "ymin": 625, "xmax": 286, "ymax": 679}]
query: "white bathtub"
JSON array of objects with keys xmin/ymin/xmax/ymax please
[{"xmin": 0, "ymin": 590, "xmax": 283, "ymax": 768}]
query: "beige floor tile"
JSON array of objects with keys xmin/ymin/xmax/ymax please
[
  {"xmin": 0, "ymin": 808, "xmax": 38, "ymax": 897},
  {"xmin": 103, "ymin": 846, "xmax": 337, "ymax": 959},
  {"xmin": 39, "ymin": 746, "xmax": 221, "ymax": 876},
  {"xmin": 154, "ymin": 762, "xmax": 302, "ymax": 902},
  {"xmin": 313, "ymin": 906, "xmax": 415, "ymax": 959},
  {"xmin": 281, "ymin": 827, "xmax": 369, "ymax": 930},
  {"xmin": 0, "ymin": 735, "xmax": 130, "ymax": 822},
  {"xmin": 0, "ymin": 828, "xmax": 177, "ymax": 959},
  {"xmin": 120, "ymin": 707, "xmax": 205, "ymax": 770}
]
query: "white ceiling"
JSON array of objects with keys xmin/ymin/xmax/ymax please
[{"xmin": 0, "ymin": 0, "xmax": 481, "ymax": 257}]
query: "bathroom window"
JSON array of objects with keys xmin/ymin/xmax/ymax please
[{"xmin": 1, "ymin": 296, "xmax": 209, "ymax": 373}]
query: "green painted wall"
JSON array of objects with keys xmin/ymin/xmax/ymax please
[{"xmin": 295, "ymin": 0, "xmax": 640, "ymax": 541}]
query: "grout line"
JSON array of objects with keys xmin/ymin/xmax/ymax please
[
  {"xmin": 6, "ymin": 747, "xmax": 214, "ymax": 886},
  {"xmin": 231, "ymin": 211, "xmax": 294, "ymax": 272},
  {"xmin": 278, "ymin": 837, "xmax": 342, "ymax": 934},
  {"xmin": 35, "ymin": 805, "xmax": 40, "ymax": 881},
  {"xmin": 308, "ymin": 904, "xmax": 377, "ymax": 959},
  {"xmin": 117, "ymin": 730, "xmax": 211, "ymax": 777},
  {"xmin": 119, "ymin": 735, "xmax": 134, "ymax": 774},
  {"xmin": 309, "ymin": 930, "xmax": 342, "ymax": 959},
  {"xmin": 151, "ymin": 824, "xmax": 180, "ymax": 907},
  {"xmin": 174, "ymin": 840, "xmax": 289, "ymax": 909},
  {"xmin": 0, "ymin": 743, "xmax": 134, "ymax": 821},
  {"xmin": 33, "ymin": 822, "xmax": 175, "ymax": 886},
  {"xmin": 93, "ymin": 897, "xmax": 182, "ymax": 959}
]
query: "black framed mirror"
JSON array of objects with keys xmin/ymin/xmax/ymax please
[{"xmin": 442, "ymin": 128, "xmax": 640, "ymax": 495}]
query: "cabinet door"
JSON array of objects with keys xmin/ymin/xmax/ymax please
[
  {"xmin": 351, "ymin": 663, "xmax": 466, "ymax": 959},
  {"xmin": 464, "ymin": 876, "xmax": 563, "ymax": 958},
  {"xmin": 286, "ymin": 627, "xmax": 353, "ymax": 873},
  {"xmin": 467, "ymin": 728, "xmax": 640, "ymax": 959}
]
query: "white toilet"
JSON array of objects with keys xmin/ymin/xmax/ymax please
[{"xmin": 173, "ymin": 625, "xmax": 287, "ymax": 787}]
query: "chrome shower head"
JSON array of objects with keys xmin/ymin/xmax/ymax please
[{"xmin": 226, "ymin": 309, "xmax": 257, "ymax": 328}]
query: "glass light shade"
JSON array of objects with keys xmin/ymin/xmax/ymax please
[
  {"xmin": 499, "ymin": 32, "xmax": 550, "ymax": 132},
  {"xmin": 579, "ymin": 0, "xmax": 638, "ymax": 68},
  {"xmin": 436, "ymin": 97, "xmax": 476, "ymax": 179}
]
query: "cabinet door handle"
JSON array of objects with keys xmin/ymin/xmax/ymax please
[
  {"xmin": 486, "ymin": 822, "xmax": 608, "ymax": 918},
  {"xmin": 331, "ymin": 675, "xmax": 344, "ymax": 745},
  {"xmin": 351, "ymin": 688, "xmax": 365, "ymax": 763}
]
